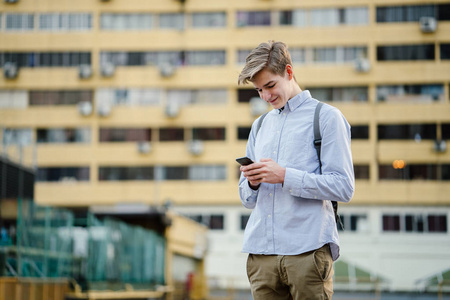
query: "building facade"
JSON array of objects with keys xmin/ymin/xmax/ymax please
[{"xmin": 1, "ymin": 0, "xmax": 450, "ymax": 293}]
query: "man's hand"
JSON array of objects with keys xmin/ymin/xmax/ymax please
[{"xmin": 240, "ymin": 158, "xmax": 286, "ymax": 189}]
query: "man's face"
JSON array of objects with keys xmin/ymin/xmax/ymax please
[{"xmin": 251, "ymin": 66, "xmax": 292, "ymax": 110}]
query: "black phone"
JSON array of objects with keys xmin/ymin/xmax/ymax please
[{"xmin": 236, "ymin": 156, "xmax": 254, "ymax": 166}]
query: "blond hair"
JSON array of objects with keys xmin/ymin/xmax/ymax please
[{"xmin": 238, "ymin": 40, "xmax": 293, "ymax": 85}]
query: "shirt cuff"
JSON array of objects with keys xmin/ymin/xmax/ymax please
[
  {"xmin": 240, "ymin": 180, "xmax": 259, "ymax": 203},
  {"xmin": 283, "ymin": 167, "xmax": 306, "ymax": 197}
]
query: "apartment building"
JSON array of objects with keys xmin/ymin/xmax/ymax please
[{"xmin": 1, "ymin": 0, "xmax": 450, "ymax": 293}]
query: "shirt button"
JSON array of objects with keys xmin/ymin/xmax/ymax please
[
  {"xmin": 269, "ymin": 193, "xmax": 273, "ymax": 197},
  {"xmin": 273, "ymin": 151, "xmax": 277, "ymax": 154},
  {"xmin": 268, "ymin": 214, "xmax": 271, "ymax": 218},
  {"xmin": 289, "ymin": 189, "xmax": 292, "ymax": 193}
]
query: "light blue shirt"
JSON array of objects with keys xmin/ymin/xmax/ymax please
[{"xmin": 239, "ymin": 91, "xmax": 354, "ymax": 260}]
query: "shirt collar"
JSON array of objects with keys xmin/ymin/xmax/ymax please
[{"xmin": 285, "ymin": 90, "xmax": 311, "ymax": 112}]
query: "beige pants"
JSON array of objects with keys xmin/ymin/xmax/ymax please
[{"xmin": 246, "ymin": 244, "xmax": 334, "ymax": 300}]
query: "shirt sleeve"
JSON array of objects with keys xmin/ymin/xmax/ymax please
[
  {"xmin": 238, "ymin": 117, "xmax": 261, "ymax": 209},
  {"xmin": 283, "ymin": 106, "xmax": 355, "ymax": 202}
]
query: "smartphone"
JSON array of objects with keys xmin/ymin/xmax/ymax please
[{"xmin": 236, "ymin": 156, "xmax": 254, "ymax": 166}]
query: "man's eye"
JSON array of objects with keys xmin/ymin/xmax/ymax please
[{"xmin": 268, "ymin": 84, "xmax": 275, "ymax": 88}]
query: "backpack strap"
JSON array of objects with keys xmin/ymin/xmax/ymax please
[
  {"xmin": 314, "ymin": 102, "xmax": 344, "ymax": 230},
  {"xmin": 255, "ymin": 112, "xmax": 269, "ymax": 137}
]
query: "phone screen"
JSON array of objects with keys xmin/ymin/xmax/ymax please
[{"xmin": 236, "ymin": 157, "xmax": 254, "ymax": 166}]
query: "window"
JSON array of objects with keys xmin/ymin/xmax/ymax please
[
  {"xmin": 354, "ymin": 165, "xmax": 370, "ymax": 179},
  {"xmin": 238, "ymin": 89, "xmax": 259, "ymax": 103},
  {"xmin": 279, "ymin": 10, "xmax": 307, "ymax": 27},
  {"xmin": 164, "ymin": 167, "xmax": 188, "ymax": 180},
  {"xmin": 290, "ymin": 48, "xmax": 306, "ymax": 64},
  {"xmin": 441, "ymin": 44, "xmax": 450, "ymax": 60},
  {"xmin": 376, "ymin": 5, "xmax": 436, "ymax": 22},
  {"xmin": 185, "ymin": 50, "xmax": 225, "ymax": 65},
  {"xmin": 280, "ymin": 7, "xmax": 368, "ymax": 27},
  {"xmin": 313, "ymin": 47, "xmax": 368, "ymax": 64},
  {"xmin": 442, "ymin": 123, "xmax": 450, "ymax": 140},
  {"xmin": 240, "ymin": 214, "xmax": 250, "ymax": 230},
  {"xmin": 99, "ymin": 167, "xmax": 154, "ymax": 181},
  {"xmin": 379, "ymin": 164, "xmax": 446, "ymax": 180},
  {"xmin": 188, "ymin": 214, "xmax": 224, "ymax": 230},
  {"xmin": 209, "ymin": 215, "xmax": 224, "ymax": 230},
  {"xmin": 39, "ymin": 13, "xmax": 92, "ymax": 31},
  {"xmin": 339, "ymin": 214, "xmax": 368, "ymax": 232},
  {"xmin": 100, "ymin": 13, "xmax": 153, "ymax": 30},
  {"xmin": 405, "ymin": 215, "xmax": 424, "ymax": 232},
  {"xmin": 376, "ymin": 4, "xmax": 450, "ymax": 22},
  {"xmin": 192, "ymin": 12, "xmax": 226, "ymax": 28},
  {"xmin": 377, "ymin": 44, "xmax": 435, "ymax": 61},
  {"xmin": 167, "ymin": 89, "xmax": 227, "ymax": 106},
  {"xmin": 238, "ymin": 127, "xmax": 251, "ymax": 140},
  {"xmin": 438, "ymin": 4, "xmax": 450, "ymax": 20},
  {"xmin": 2, "ymin": 128, "xmax": 32, "ymax": 146},
  {"xmin": 189, "ymin": 165, "xmax": 226, "ymax": 181},
  {"xmin": 159, "ymin": 128, "xmax": 184, "ymax": 141},
  {"xmin": 38, "ymin": 167, "xmax": 90, "ymax": 182},
  {"xmin": 99, "ymin": 128, "xmax": 151, "ymax": 142},
  {"xmin": 237, "ymin": 50, "xmax": 251, "ymax": 64},
  {"xmin": 100, "ymin": 51, "xmax": 157, "ymax": 66},
  {"xmin": 428, "ymin": 215, "xmax": 448, "ymax": 232},
  {"xmin": 159, "ymin": 13, "xmax": 184, "ymax": 30},
  {"xmin": 1, "ymin": 52, "xmax": 91, "ymax": 68},
  {"xmin": 192, "ymin": 127, "xmax": 225, "ymax": 141},
  {"xmin": 377, "ymin": 84, "xmax": 444, "ymax": 102},
  {"xmin": 308, "ymin": 87, "xmax": 368, "ymax": 102},
  {"xmin": 383, "ymin": 215, "xmax": 400, "ymax": 231},
  {"xmin": 37, "ymin": 128, "xmax": 91, "ymax": 143},
  {"xmin": 383, "ymin": 213, "xmax": 447, "ymax": 233},
  {"xmin": 351, "ymin": 125, "xmax": 369, "ymax": 139},
  {"xmin": 5, "ymin": 14, "xmax": 34, "ymax": 31},
  {"xmin": 236, "ymin": 11, "xmax": 271, "ymax": 27},
  {"xmin": 29, "ymin": 90, "xmax": 93, "ymax": 106},
  {"xmin": 96, "ymin": 88, "xmax": 161, "ymax": 106},
  {"xmin": 0, "ymin": 90, "xmax": 28, "ymax": 109},
  {"xmin": 378, "ymin": 124, "xmax": 436, "ymax": 140}
]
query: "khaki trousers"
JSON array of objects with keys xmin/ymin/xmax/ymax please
[{"xmin": 246, "ymin": 244, "xmax": 334, "ymax": 300}]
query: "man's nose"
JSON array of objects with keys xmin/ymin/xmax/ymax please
[{"xmin": 261, "ymin": 90, "xmax": 271, "ymax": 101}]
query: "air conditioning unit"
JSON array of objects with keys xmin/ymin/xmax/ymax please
[
  {"xmin": 187, "ymin": 140, "xmax": 204, "ymax": 156},
  {"xmin": 159, "ymin": 63, "xmax": 176, "ymax": 78},
  {"xmin": 250, "ymin": 97, "xmax": 269, "ymax": 116},
  {"xmin": 3, "ymin": 62, "xmax": 19, "ymax": 79},
  {"xmin": 77, "ymin": 101, "xmax": 93, "ymax": 116},
  {"xmin": 433, "ymin": 139, "xmax": 447, "ymax": 153},
  {"xmin": 101, "ymin": 62, "xmax": 115, "ymax": 77},
  {"xmin": 354, "ymin": 58, "xmax": 371, "ymax": 73},
  {"xmin": 165, "ymin": 102, "xmax": 179, "ymax": 118},
  {"xmin": 79, "ymin": 64, "xmax": 93, "ymax": 79},
  {"xmin": 97, "ymin": 102, "xmax": 112, "ymax": 117},
  {"xmin": 420, "ymin": 17, "xmax": 437, "ymax": 33},
  {"xmin": 137, "ymin": 142, "xmax": 151, "ymax": 154},
  {"xmin": 4, "ymin": 0, "xmax": 19, "ymax": 3}
]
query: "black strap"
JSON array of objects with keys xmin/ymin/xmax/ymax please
[{"xmin": 314, "ymin": 102, "xmax": 344, "ymax": 230}]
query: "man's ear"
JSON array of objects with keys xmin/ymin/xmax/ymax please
[{"xmin": 286, "ymin": 65, "xmax": 294, "ymax": 80}]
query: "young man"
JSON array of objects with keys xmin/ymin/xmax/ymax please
[{"xmin": 238, "ymin": 40, "xmax": 355, "ymax": 299}]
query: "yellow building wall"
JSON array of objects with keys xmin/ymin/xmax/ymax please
[{"xmin": 0, "ymin": 0, "xmax": 449, "ymax": 208}]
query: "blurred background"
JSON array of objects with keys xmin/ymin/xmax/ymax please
[{"xmin": 0, "ymin": 0, "xmax": 450, "ymax": 299}]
